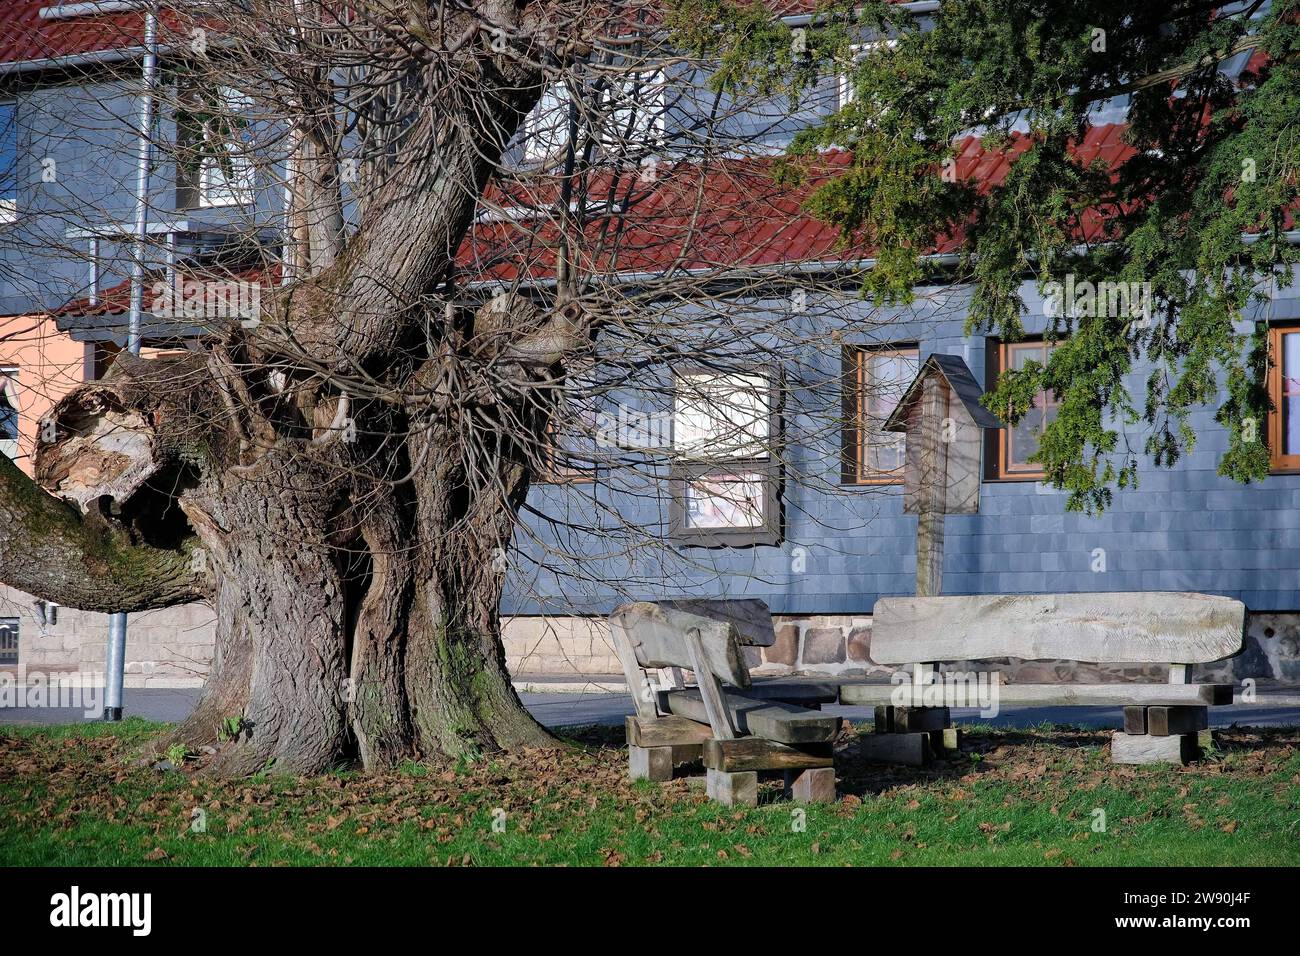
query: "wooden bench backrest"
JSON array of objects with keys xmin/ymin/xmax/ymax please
[
  {"xmin": 870, "ymin": 592, "xmax": 1246, "ymax": 666},
  {"xmin": 609, "ymin": 599, "xmax": 775, "ymax": 734},
  {"xmin": 609, "ymin": 601, "xmax": 761, "ymax": 686}
]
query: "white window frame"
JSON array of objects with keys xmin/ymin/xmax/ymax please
[
  {"xmin": 599, "ymin": 69, "xmax": 667, "ymax": 157},
  {"xmin": 837, "ymin": 39, "xmax": 896, "ymax": 111},
  {"xmin": 199, "ymin": 87, "xmax": 255, "ymax": 208},
  {"xmin": 522, "ymin": 83, "xmax": 573, "ymax": 165}
]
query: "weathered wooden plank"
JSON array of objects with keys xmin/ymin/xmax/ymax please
[
  {"xmin": 870, "ymin": 593, "xmax": 1246, "ymax": 665},
  {"xmin": 874, "ymin": 705, "xmax": 894, "ymax": 734},
  {"xmin": 913, "ymin": 374, "xmax": 948, "ymax": 596},
  {"xmin": 744, "ymin": 682, "xmax": 839, "ymax": 706},
  {"xmin": 703, "ymin": 737, "xmax": 833, "ymax": 772},
  {"xmin": 706, "ymin": 768, "xmax": 758, "ymax": 807},
  {"xmin": 1123, "ymin": 705, "xmax": 1148, "ymax": 735},
  {"xmin": 1146, "ymin": 705, "xmax": 1209, "ymax": 736},
  {"xmin": 684, "ymin": 627, "xmax": 736, "ymax": 739},
  {"xmin": 894, "ymin": 706, "xmax": 950, "ymax": 733},
  {"xmin": 659, "ymin": 598, "xmax": 775, "ymax": 646},
  {"xmin": 625, "ymin": 715, "xmax": 713, "ymax": 748},
  {"xmin": 859, "ymin": 732, "xmax": 932, "ymax": 766},
  {"xmin": 785, "ymin": 767, "xmax": 836, "ymax": 804},
  {"xmin": 609, "ymin": 602, "xmax": 750, "ymax": 686},
  {"xmin": 1111, "ymin": 732, "xmax": 1198, "ymax": 765},
  {"xmin": 839, "ymin": 682, "xmax": 1234, "ymax": 708},
  {"xmin": 663, "ymin": 688, "xmax": 840, "ymax": 744},
  {"xmin": 609, "ymin": 617, "xmax": 658, "ymax": 719}
]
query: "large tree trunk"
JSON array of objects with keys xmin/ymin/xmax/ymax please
[
  {"xmin": 0, "ymin": 3, "xmax": 597, "ymax": 777},
  {"xmin": 163, "ymin": 442, "xmax": 553, "ymax": 774},
  {"xmin": 2, "ymin": 350, "xmax": 559, "ymax": 776}
]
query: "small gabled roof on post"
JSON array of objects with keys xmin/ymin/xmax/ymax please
[{"xmin": 882, "ymin": 352, "xmax": 1002, "ymax": 432}]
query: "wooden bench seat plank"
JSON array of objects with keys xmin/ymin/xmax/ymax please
[
  {"xmin": 743, "ymin": 682, "xmax": 839, "ymax": 706},
  {"xmin": 838, "ymin": 682, "xmax": 1233, "ymax": 708},
  {"xmin": 870, "ymin": 593, "xmax": 1245, "ymax": 665},
  {"xmin": 661, "ymin": 689, "xmax": 840, "ymax": 744},
  {"xmin": 625, "ymin": 715, "xmax": 714, "ymax": 748}
]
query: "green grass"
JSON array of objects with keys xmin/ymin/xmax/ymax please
[{"xmin": 0, "ymin": 719, "xmax": 1296, "ymax": 866}]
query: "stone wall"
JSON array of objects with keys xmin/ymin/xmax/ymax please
[
  {"xmin": 4, "ymin": 588, "xmax": 1297, "ymax": 687},
  {"xmin": 499, "ymin": 611, "xmax": 1300, "ymax": 684},
  {"xmin": 0, "ymin": 585, "xmax": 216, "ymax": 686}
]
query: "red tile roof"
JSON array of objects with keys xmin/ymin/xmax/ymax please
[
  {"xmin": 0, "ymin": 2, "xmax": 154, "ymax": 66},
  {"xmin": 49, "ymin": 123, "xmax": 1141, "ymax": 320},
  {"xmin": 458, "ymin": 123, "xmax": 1138, "ymax": 284},
  {"xmin": 0, "ymin": 0, "xmax": 920, "ymax": 68},
  {"xmin": 54, "ymin": 261, "xmax": 279, "ymax": 321}
]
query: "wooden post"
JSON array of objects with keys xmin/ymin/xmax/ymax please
[
  {"xmin": 683, "ymin": 627, "xmax": 735, "ymax": 739},
  {"xmin": 915, "ymin": 374, "xmax": 948, "ymax": 596}
]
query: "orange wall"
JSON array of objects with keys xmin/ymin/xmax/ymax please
[{"xmin": 0, "ymin": 314, "xmax": 85, "ymax": 476}]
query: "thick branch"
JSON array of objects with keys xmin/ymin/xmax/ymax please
[{"xmin": 0, "ymin": 453, "xmax": 203, "ymax": 613}]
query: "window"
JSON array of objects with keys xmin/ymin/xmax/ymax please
[
  {"xmin": 0, "ymin": 101, "xmax": 16, "ymax": 224},
  {"xmin": 991, "ymin": 340, "xmax": 1059, "ymax": 478},
  {"xmin": 1268, "ymin": 325, "xmax": 1300, "ymax": 472},
  {"xmin": 178, "ymin": 86, "xmax": 255, "ymax": 208},
  {"xmin": 846, "ymin": 345, "xmax": 918, "ymax": 483},
  {"xmin": 669, "ymin": 370, "xmax": 780, "ymax": 546},
  {"xmin": 200, "ymin": 87, "xmax": 255, "ymax": 207},
  {"xmin": 837, "ymin": 40, "xmax": 896, "ymax": 111},
  {"xmin": 599, "ymin": 70, "xmax": 666, "ymax": 158},
  {"xmin": 522, "ymin": 83, "xmax": 572, "ymax": 165},
  {"xmin": 0, "ymin": 368, "xmax": 18, "ymax": 460},
  {"xmin": 0, "ymin": 618, "xmax": 16, "ymax": 666}
]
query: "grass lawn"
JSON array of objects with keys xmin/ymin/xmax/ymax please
[{"xmin": 0, "ymin": 719, "xmax": 1296, "ymax": 866}]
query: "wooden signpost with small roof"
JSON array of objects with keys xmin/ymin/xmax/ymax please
[
  {"xmin": 860, "ymin": 354, "xmax": 1001, "ymax": 763},
  {"xmin": 884, "ymin": 353, "xmax": 1001, "ymax": 597}
]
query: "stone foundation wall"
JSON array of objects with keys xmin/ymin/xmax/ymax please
[
  {"xmin": 499, "ymin": 610, "xmax": 1300, "ymax": 684},
  {"xmin": 4, "ymin": 584, "xmax": 1298, "ymax": 687},
  {"xmin": 0, "ymin": 585, "xmax": 216, "ymax": 686}
]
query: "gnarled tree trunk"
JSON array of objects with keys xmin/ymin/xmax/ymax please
[{"xmin": 0, "ymin": 1, "xmax": 598, "ymax": 777}]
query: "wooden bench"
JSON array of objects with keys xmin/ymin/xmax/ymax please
[
  {"xmin": 838, "ymin": 592, "xmax": 1245, "ymax": 766},
  {"xmin": 609, "ymin": 598, "xmax": 840, "ymax": 805}
]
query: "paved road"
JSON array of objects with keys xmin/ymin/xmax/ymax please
[{"xmin": 3, "ymin": 685, "xmax": 1299, "ymax": 730}]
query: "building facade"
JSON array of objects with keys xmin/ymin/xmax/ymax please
[{"xmin": 0, "ymin": 1, "xmax": 1297, "ymax": 687}]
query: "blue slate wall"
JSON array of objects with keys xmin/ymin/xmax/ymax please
[{"xmin": 506, "ymin": 275, "xmax": 1300, "ymax": 616}]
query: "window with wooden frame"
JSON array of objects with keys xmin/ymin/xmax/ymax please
[
  {"xmin": 669, "ymin": 369, "xmax": 780, "ymax": 547},
  {"xmin": 1268, "ymin": 324, "xmax": 1300, "ymax": 473},
  {"xmin": 988, "ymin": 339, "xmax": 1060, "ymax": 479},
  {"xmin": 843, "ymin": 344, "xmax": 918, "ymax": 484}
]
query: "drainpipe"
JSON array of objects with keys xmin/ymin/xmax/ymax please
[{"xmin": 105, "ymin": 4, "xmax": 158, "ymax": 722}]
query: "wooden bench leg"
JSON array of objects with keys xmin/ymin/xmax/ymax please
[
  {"xmin": 1124, "ymin": 705, "xmax": 1208, "ymax": 736},
  {"xmin": 859, "ymin": 732, "xmax": 932, "ymax": 766},
  {"xmin": 706, "ymin": 768, "xmax": 758, "ymax": 807},
  {"xmin": 875, "ymin": 705, "xmax": 950, "ymax": 734},
  {"xmin": 785, "ymin": 767, "xmax": 836, "ymax": 804},
  {"xmin": 1111, "ymin": 731, "xmax": 1198, "ymax": 765},
  {"xmin": 629, "ymin": 745, "xmax": 674, "ymax": 782}
]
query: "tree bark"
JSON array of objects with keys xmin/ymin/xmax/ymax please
[{"xmin": 0, "ymin": 3, "xmax": 591, "ymax": 776}]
